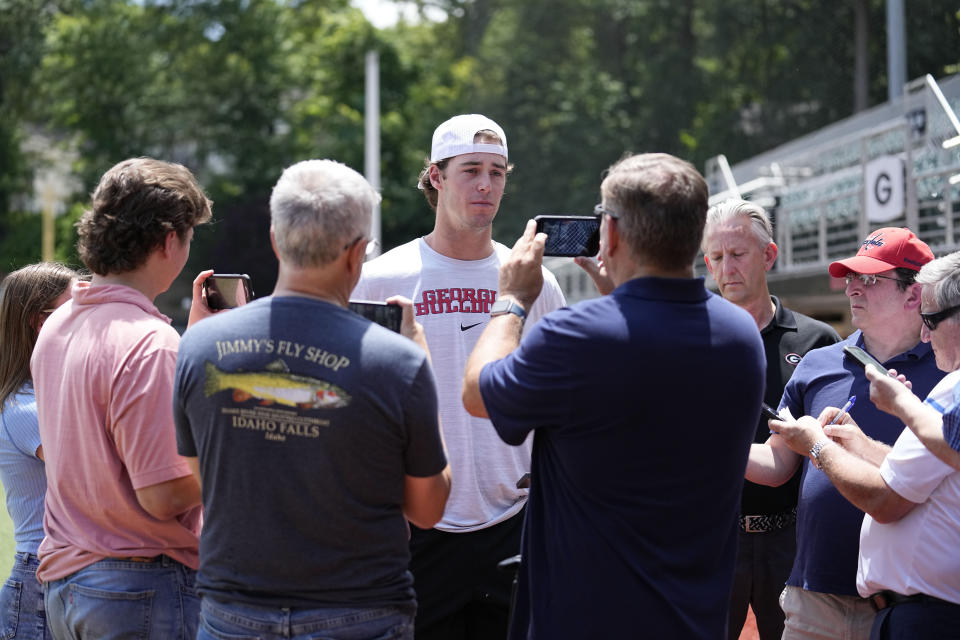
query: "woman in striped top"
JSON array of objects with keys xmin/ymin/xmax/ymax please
[{"xmin": 0, "ymin": 263, "xmax": 78, "ymax": 639}]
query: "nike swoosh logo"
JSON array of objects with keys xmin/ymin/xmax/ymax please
[{"xmin": 461, "ymin": 322, "xmax": 483, "ymax": 331}]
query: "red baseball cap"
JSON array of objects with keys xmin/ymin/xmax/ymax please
[{"xmin": 828, "ymin": 227, "xmax": 934, "ymax": 277}]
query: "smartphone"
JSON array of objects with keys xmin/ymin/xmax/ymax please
[
  {"xmin": 760, "ymin": 403, "xmax": 780, "ymax": 421},
  {"xmin": 534, "ymin": 215, "xmax": 601, "ymax": 257},
  {"xmin": 204, "ymin": 274, "xmax": 253, "ymax": 310},
  {"xmin": 349, "ymin": 300, "xmax": 403, "ymax": 333},
  {"xmin": 516, "ymin": 472, "xmax": 531, "ymax": 489},
  {"xmin": 843, "ymin": 345, "xmax": 887, "ymax": 374}
]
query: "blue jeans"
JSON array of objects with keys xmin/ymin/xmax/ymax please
[
  {"xmin": 43, "ymin": 555, "xmax": 198, "ymax": 640},
  {"xmin": 198, "ymin": 597, "xmax": 415, "ymax": 640},
  {"xmin": 0, "ymin": 552, "xmax": 51, "ymax": 640}
]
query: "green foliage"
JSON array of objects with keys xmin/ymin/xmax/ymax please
[
  {"xmin": 1, "ymin": 0, "xmax": 958, "ymax": 281},
  {"xmin": 0, "ymin": 0, "xmax": 52, "ymax": 213},
  {"xmin": 0, "ymin": 211, "xmax": 42, "ymax": 271},
  {"xmin": 0, "ymin": 478, "xmax": 15, "ymax": 585},
  {"xmin": 0, "ymin": 205, "xmax": 83, "ymax": 275}
]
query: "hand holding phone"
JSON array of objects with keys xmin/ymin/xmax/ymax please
[
  {"xmin": 204, "ymin": 274, "xmax": 254, "ymax": 310},
  {"xmin": 534, "ymin": 215, "xmax": 600, "ymax": 257}
]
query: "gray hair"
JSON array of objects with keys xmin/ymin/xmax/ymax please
[
  {"xmin": 916, "ymin": 251, "xmax": 960, "ymax": 310},
  {"xmin": 269, "ymin": 160, "xmax": 380, "ymax": 267},
  {"xmin": 703, "ymin": 199, "xmax": 774, "ymax": 251}
]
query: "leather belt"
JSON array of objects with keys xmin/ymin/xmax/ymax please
[
  {"xmin": 739, "ymin": 508, "xmax": 797, "ymax": 533},
  {"xmin": 120, "ymin": 556, "xmax": 160, "ymax": 563},
  {"xmin": 870, "ymin": 590, "xmax": 957, "ymax": 611}
]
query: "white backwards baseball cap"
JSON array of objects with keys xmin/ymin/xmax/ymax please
[{"xmin": 430, "ymin": 114, "xmax": 508, "ymax": 163}]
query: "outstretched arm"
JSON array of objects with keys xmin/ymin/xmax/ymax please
[
  {"xmin": 866, "ymin": 367, "xmax": 960, "ymax": 471},
  {"xmin": 770, "ymin": 414, "xmax": 918, "ymax": 523},
  {"xmin": 463, "ymin": 220, "xmax": 545, "ymax": 418}
]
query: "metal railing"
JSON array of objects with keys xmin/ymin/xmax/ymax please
[
  {"xmin": 547, "ymin": 75, "xmax": 960, "ymax": 305},
  {"xmin": 700, "ymin": 73, "xmax": 960, "ymax": 283}
]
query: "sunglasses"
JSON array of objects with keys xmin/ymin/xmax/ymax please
[{"xmin": 921, "ymin": 304, "xmax": 960, "ymax": 331}]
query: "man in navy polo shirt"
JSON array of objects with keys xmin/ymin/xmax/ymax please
[
  {"xmin": 746, "ymin": 227, "xmax": 943, "ymax": 639},
  {"xmin": 703, "ymin": 199, "xmax": 840, "ymax": 640},
  {"xmin": 462, "ymin": 152, "xmax": 766, "ymax": 639},
  {"xmin": 774, "ymin": 250, "xmax": 960, "ymax": 638}
]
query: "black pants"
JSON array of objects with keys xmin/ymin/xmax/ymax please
[
  {"xmin": 870, "ymin": 599, "xmax": 960, "ymax": 640},
  {"xmin": 409, "ymin": 510, "xmax": 524, "ymax": 640},
  {"xmin": 727, "ymin": 523, "xmax": 796, "ymax": 640}
]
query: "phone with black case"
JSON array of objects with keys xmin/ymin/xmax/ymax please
[
  {"xmin": 204, "ymin": 274, "xmax": 254, "ymax": 310},
  {"xmin": 349, "ymin": 301, "xmax": 403, "ymax": 333},
  {"xmin": 760, "ymin": 403, "xmax": 780, "ymax": 421},
  {"xmin": 534, "ymin": 215, "xmax": 601, "ymax": 257},
  {"xmin": 843, "ymin": 345, "xmax": 887, "ymax": 374}
]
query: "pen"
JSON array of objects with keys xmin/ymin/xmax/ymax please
[{"xmin": 828, "ymin": 396, "xmax": 856, "ymax": 425}]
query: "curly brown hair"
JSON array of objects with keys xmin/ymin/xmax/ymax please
[{"xmin": 76, "ymin": 157, "xmax": 212, "ymax": 275}]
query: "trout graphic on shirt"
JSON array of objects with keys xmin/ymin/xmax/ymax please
[{"xmin": 204, "ymin": 359, "xmax": 350, "ymax": 409}]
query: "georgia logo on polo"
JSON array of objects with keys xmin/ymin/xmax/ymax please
[{"xmin": 785, "ymin": 353, "xmax": 802, "ymax": 366}]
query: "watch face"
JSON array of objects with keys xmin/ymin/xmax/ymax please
[
  {"xmin": 490, "ymin": 298, "xmax": 525, "ymax": 318},
  {"xmin": 491, "ymin": 299, "xmax": 510, "ymax": 314}
]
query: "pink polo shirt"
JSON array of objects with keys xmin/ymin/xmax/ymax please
[{"xmin": 31, "ymin": 282, "xmax": 200, "ymax": 582}]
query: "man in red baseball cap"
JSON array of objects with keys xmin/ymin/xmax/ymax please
[
  {"xmin": 829, "ymin": 227, "xmax": 935, "ymax": 277},
  {"xmin": 744, "ymin": 227, "xmax": 945, "ymax": 640}
]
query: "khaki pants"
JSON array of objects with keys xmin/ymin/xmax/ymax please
[{"xmin": 780, "ymin": 585, "xmax": 876, "ymax": 640}]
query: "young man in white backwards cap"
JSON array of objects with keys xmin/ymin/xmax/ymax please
[{"xmin": 353, "ymin": 114, "xmax": 565, "ymax": 639}]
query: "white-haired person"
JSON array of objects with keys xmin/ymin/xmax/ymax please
[
  {"xmin": 174, "ymin": 159, "xmax": 450, "ymax": 639},
  {"xmin": 770, "ymin": 250, "xmax": 960, "ymax": 638}
]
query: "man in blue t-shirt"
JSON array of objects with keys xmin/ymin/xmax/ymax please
[
  {"xmin": 173, "ymin": 160, "xmax": 451, "ymax": 639},
  {"xmin": 746, "ymin": 227, "xmax": 942, "ymax": 639},
  {"xmin": 462, "ymin": 153, "xmax": 767, "ymax": 639}
]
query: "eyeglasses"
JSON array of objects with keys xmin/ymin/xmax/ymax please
[
  {"xmin": 593, "ymin": 203, "xmax": 620, "ymax": 220},
  {"xmin": 343, "ymin": 235, "xmax": 377, "ymax": 251},
  {"xmin": 844, "ymin": 272, "xmax": 909, "ymax": 287},
  {"xmin": 921, "ymin": 304, "xmax": 960, "ymax": 331}
]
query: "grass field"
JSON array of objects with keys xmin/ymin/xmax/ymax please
[{"xmin": 0, "ymin": 481, "xmax": 17, "ymax": 579}]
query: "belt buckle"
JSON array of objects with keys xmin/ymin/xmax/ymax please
[
  {"xmin": 743, "ymin": 515, "xmax": 764, "ymax": 533},
  {"xmin": 871, "ymin": 592, "xmax": 890, "ymax": 611},
  {"xmin": 124, "ymin": 556, "xmax": 159, "ymax": 563}
]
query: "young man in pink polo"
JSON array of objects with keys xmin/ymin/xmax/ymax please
[{"xmin": 31, "ymin": 158, "xmax": 212, "ymax": 639}]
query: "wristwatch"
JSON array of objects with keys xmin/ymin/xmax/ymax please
[
  {"xmin": 809, "ymin": 439, "xmax": 830, "ymax": 470},
  {"xmin": 490, "ymin": 298, "xmax": 527, "ymax": 321}
]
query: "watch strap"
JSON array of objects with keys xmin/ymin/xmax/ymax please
[{"xmin": 490, "ymin": 298, "xmax": 527, "ymax": 321}]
